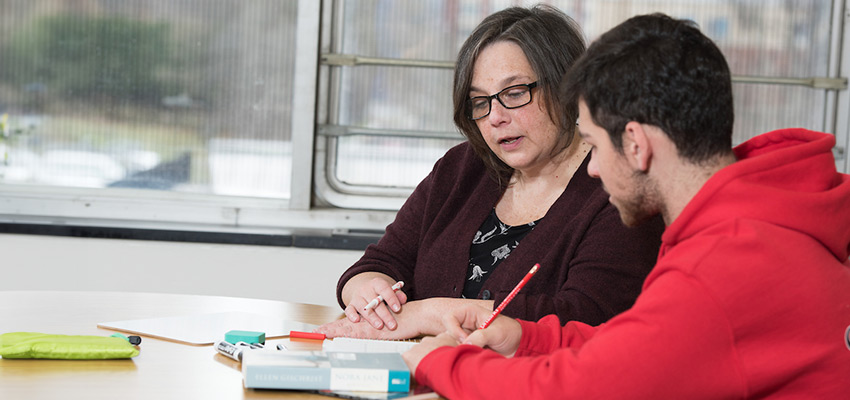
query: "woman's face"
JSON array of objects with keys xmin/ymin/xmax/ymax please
[{"xmin": 470, "ymin": 40, "xmax": 560, "ymax": 175}]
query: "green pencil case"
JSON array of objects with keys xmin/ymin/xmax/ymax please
[{"xmin": 0, "ymin": 332, "xmax": 140, "ymax": 360}]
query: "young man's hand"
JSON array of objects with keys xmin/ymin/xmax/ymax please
[
  {"xmin": 402, "ymin": 304, "xmax": 523, "ymax": 373},
  {"xmin": 442, "ymin": 304, "xmax": 522, "ymax": 357}
]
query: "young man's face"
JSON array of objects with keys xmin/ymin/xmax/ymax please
[{"xmin": 577, "ymin": 99, "xmax": 656, "ymax": 227}]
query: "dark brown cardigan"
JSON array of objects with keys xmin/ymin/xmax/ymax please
[{"xmin": 337, "ymin": 142, "xmax": 664, "ymax": 326}]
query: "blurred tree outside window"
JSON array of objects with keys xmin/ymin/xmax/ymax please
[{"xmin": 0, "ymin": 0, "xmax": 296, "ymax": 196}]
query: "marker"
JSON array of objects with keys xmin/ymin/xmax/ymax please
[
  {"xmin": 214, "ymin": 340, "xmax": 263, "ymax": 361},
  {"xmin": 215, "ymin": 340, "xmax": 244, "ymax": 361},
  {"xmin": 478, "ymin": 264, "xmax": 539, "ymax": 329},
  {"xmin": 363, "ymin": 281, "xmax": 404, "ymax": 311},
  {"xmin": 110, "ymin": 333, "xmax": 142, "ymax": 345},
  {"xmin": 289, "ymin": 331, "xmax": 326, "ymax": 340}
]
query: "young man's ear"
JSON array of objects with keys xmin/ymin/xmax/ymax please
[{"xmin": 623, "ymin": 121, "xmax": 652, "ymax": 172}]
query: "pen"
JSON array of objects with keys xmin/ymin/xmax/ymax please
[
  {"xmin": 363, "ymin": 281, "xmax": 404, "ymax": 311},
  {"xmin": 478, "ymin": 263, "xmax": 539, "ymax": 329}
]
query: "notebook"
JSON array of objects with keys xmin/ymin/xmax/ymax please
[{"xmin": 98, "ymin": 311, "xmax": 317, "ymax": 345}]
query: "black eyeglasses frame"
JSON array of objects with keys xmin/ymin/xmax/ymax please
[{"xmin": 467, "ymin": 81, "xmax": 538, "ymax": 121}]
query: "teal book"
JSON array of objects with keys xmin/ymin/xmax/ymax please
[{"xmin": 242, "ymin": 350, "xmax": 411, "ymax": 392}]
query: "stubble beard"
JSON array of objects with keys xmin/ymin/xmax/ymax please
[{"xmin": 614, "ymin": 171, "xmax": 660, "ymax": 228}]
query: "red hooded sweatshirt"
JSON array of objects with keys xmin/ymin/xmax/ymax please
[{"xmin": 416, "ymin": 128, "xmax": 850, "ymax": 399}]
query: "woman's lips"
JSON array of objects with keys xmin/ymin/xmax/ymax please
[{"xmin": 499, "ymin": 136, "xmax": 523, "ymax": 150}]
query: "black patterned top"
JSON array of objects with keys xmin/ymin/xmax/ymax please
[{"xmin": 463, "ymin": 209, "xmax": 542, "ymax": 299}]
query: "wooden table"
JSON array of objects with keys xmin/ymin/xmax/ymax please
[{"xmin": 0, "ymin": 291, "xmax": 430, "ymax": 399}]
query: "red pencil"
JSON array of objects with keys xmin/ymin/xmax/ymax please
[{"xmin": 478, "ymin": 263, "xmax": 539, "ymax": 329}]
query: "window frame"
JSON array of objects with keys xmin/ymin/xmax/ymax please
[
  {"xmin": 314, "ymin": 0, "xmax": 850, "ymax": 210},
  {"xmin": 833, "ymin": 0, "xmax": 850, "ymax": 174}
]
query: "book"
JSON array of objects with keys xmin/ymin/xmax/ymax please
[{"xmin": 242, "ymin": 350, "xmax": 411, "ymax": 392}]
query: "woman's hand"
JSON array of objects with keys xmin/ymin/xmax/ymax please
[
  {"xmin": 316, "ymin": 298, "xmax": 496, "ymax": 339},
  {"xmin": 315, "ymin": 301, "xmax": 423, "ymax": 340},
  {"xmin": 339, "ymin": 272, "xmax": 408, "ymax": 330}
]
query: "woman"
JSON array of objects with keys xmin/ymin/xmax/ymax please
[{"xmin": 316, "ymin": 5, "xmax": 664, "ymax": 339}]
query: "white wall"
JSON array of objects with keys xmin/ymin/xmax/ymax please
[{"xmin": 0, "ymin": 233, "xmax": 364, "ymax": 308}]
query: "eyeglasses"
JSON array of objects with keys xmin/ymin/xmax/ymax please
[{"xmin": 467, "ymin": 81, "xmax": 538, "ymax": 120}]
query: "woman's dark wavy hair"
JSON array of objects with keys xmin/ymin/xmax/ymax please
[
  {"xmin": 453, "ymin": 5, "xmax": 585, "ymax": 186},
  {"xmin": 562, "ymin": 13, "xmax": 734, "ymax": 164}
]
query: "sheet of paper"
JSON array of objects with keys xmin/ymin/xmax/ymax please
[
  {"xmin": 98, "ymin": 311, "xmax": 317, "ymax": 345},
  {"xmin": 322, "ymin": 337, "xmax": 417, "ymax": 353}
]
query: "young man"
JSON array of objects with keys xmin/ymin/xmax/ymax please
[{"xmin": 402, "ymin": 13, "xmax": 850, "ymax": 399}]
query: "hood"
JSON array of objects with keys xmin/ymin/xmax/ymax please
[{"xmin": 663, "ymin": 128, "xmax": 850, "ymax": 262}]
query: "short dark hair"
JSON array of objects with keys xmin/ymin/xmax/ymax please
[
  {"xmin": 563, "ymin": 13, "xmax": 734, "ymax": 164},
  {"xmin": 453, "ymin": 5, "xmax": 585, "ymax": 185}
]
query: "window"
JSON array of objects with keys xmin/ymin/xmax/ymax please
[
  {"xmin": 1, "ymin": 1, "xmax": 299, "ymax": 197},
  {"xmin": 1, "ymin": 0, "xmax": 847, "ymax": 240},
  {"xmin": 0, "ymin": 0, "xmax": 391, "ymax": 237}
]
